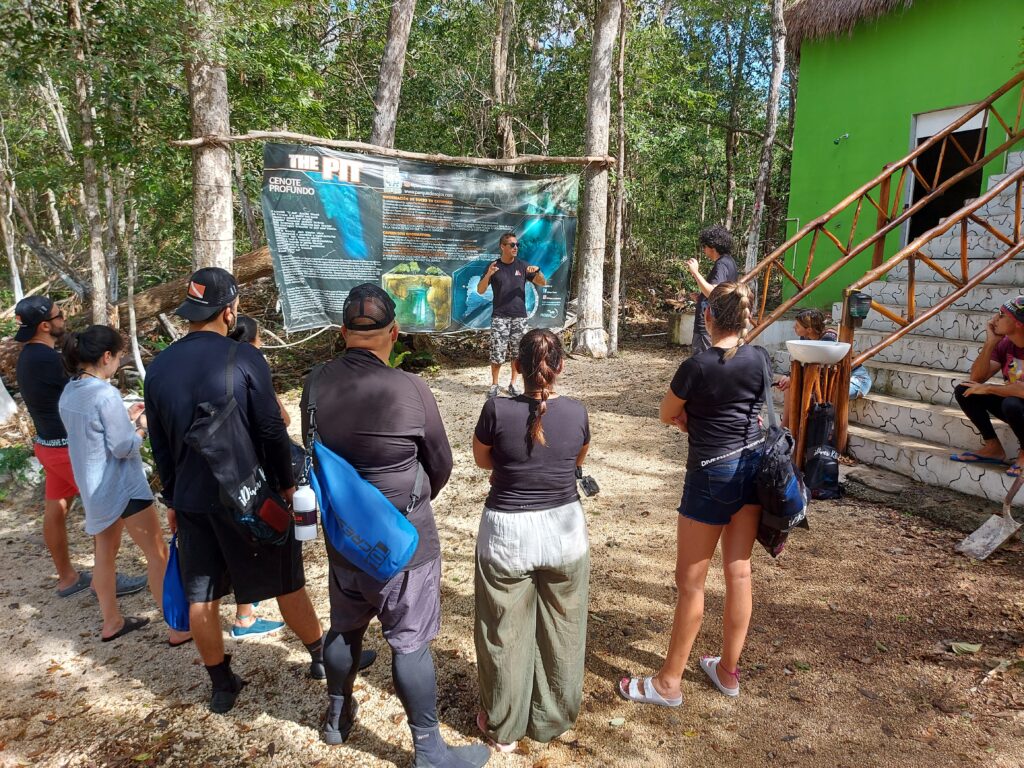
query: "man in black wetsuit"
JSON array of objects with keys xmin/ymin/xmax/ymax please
[
  {"xmin": 300, "ymin": 283, "xmax": 489, "ymax": 767},
  {"xmin": 686, "ymin": 225, "xmax": 738, "ymax": 354}
]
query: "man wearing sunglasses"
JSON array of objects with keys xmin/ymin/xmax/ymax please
[
  {"xmin": 477, "ymin": 231, "xmax": 546, "ymax": 399},
  {"xmin": 13, "ymin": 296, "xmax": 146, "ymax": 599}
]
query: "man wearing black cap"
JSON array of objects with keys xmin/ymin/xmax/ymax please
[
  {"xmin": 144, "ymin": 267, "xmax": 331, "ymax": 713},
  {"xmin": 14, "ymin": 296, "xmax": 147, "ymax": 599},
  {"xmin": 300, "ymin": 284, "xmax": 489, "ymax": 767}
]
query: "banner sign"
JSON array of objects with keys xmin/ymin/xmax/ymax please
[{"xmin": 261, "ymin": 143, "xmax": 579, "ymax": 333}]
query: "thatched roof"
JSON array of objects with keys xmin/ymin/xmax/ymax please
[{"xmin": 785, "ymin": 0, "xmax": 915, "ymax": 46}]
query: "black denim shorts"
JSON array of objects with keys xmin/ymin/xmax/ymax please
[{"xmin": 679, "ymin": 450, "xmax": 762, "ymax": 526}]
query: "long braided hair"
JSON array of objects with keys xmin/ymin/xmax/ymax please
[
  {"xmin": 516, "ymin": 328, "xmax": 563, "ymax": 451},
  {"xmin": 706, "ymin": 281, "xmax": 753, "ymax": 360}
]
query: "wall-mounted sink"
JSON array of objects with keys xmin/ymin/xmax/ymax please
[{"xmin": 786, "ymin": 339, "xmax": 851, "ymax": 365}]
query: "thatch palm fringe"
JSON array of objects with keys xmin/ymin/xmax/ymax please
[{"xmin": 785, "ymin": 0, "xmax": 914, "ymax": 46}]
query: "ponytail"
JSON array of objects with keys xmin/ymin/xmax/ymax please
[
  {"xmin": 516, "ymin": 329, "xmax": 563, "ymax": 452},
  {"xmin": 706, "ymin": 282, "xmax": 754, "ymax": 360},
  {"xmin": 228, "ymin": 315, "xmax": 259, "ymax": 345},
  {"xmin": 61, "ymin": 325, "xmax": 124, "ymax": 377}
]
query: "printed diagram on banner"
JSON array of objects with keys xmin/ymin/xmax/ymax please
[{"xmin": 260, "ymin": 143, "xmax": 579, "ymax": 333}]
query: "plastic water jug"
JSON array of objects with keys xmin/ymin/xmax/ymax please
[{"xmin": 292, "ymin": 483, "xmax": 318, "ymax": 541}]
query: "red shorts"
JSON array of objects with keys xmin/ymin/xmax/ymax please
[{"xmin": 33, "ymin": 444, "xmax": 79, "ymax": 501}]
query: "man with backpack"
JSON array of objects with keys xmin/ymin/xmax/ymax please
[
  {"xmin": 145, "ymin": 267, "xmax": 333, "ymax": 714},
  {"xmin": 300, "ymin": 283, "xmax": 489, "ymax": 767}
]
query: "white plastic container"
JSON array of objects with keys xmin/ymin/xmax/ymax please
[{"xmin": 292, "ymin": 484, "xmax": 319, "ymax": 541}]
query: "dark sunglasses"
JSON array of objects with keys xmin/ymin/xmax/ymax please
[
  {"xmin": 505, "ymin": 242, "xmax": 519, "ymax": 248},
  {"xmin": 46, "ymin": 310, "xmax": 64, "ymax": 322}
]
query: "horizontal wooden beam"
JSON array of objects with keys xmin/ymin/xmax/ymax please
[{"xmin": 171, "ymin": 131, "xmax": 614, "ymax": 168}]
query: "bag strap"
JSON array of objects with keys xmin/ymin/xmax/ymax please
[
  {"xmin": 406, "ymin": 464, "xmax": 425, "ymax": 515},
  {"xmin": 760, "ymin": 351, "xmax": 778, "ymax": 430},
  {"xmin": 225, "ymin": 341, "xmax": 239, "ymax": 401}
]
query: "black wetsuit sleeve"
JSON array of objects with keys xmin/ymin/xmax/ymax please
[
  {"xmin": 413, "ymin": 378, "xmax": 453, "ymax": 500},
  {"xmin": 144, "ymin": 382, "xmax": 176, "ymax": 505},
  {"xmin": 242, "ymin": 347, "xmax": 295, "ymax": 490}
]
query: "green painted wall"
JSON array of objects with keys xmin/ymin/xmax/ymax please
[{"xmin": 786, "ymin": 0, "xmax": 1024, "ymax": 308}]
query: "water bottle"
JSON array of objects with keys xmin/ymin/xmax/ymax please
[{"xmin": 292, "ymin": 483, "xmax": 318, "ymax": 541}]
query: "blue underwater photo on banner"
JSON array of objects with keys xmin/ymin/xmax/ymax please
[{"xmin": 261, "ymin": 143, "xmax": 578, "ymax": 333}]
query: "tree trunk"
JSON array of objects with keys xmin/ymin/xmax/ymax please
[
  {"xmin": 67, "ymin": 0, "xmax": 108, "ymax": 324},
  {"xmin": 572, "ymin": 0, "xmax": 621, "ymax": 359},
  {"xmin": 743, "ymin": 0, "xmax": 786, "ymax": 273},
  {"xmin": 491, "ymin": 0, "xmax": 517, "ymax": 169},
  {"xmin": 186, "ymin": 0, "xmax": 233, "ymax": 271},
  {"xmin": 724, "ymin": 15, "xmax": 750, "ymax": 231},
  {"xmin": 124, "ymin": 205, "xmax": 145, "ymax": 378},
  {"xmin": 233, "ymin": 151, "xmax": 261, "ymax": 248},
  {"xmin": 44, "ymin": 189, "xmax": 65, "ymax": 253},
  {"xmin": 0, "ymin": 188, "xmax": 22, "ymax": 303},
  {"xmin": 608, "ymin": 2, "xmax": 627, "ymax": 357},
  {"xmin": 369, "ymin": 0, "xmax": 416, "ymax": 148}
]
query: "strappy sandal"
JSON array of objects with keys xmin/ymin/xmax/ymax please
[
  {"xmin": 700, "ymin": 656, "xmax": 740, "ymax": 697},
  {"xmin": 617, "ymin": 675, "xmax": 682, "ymax": 707}
]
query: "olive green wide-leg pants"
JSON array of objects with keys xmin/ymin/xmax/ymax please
[{"xmin": 474, "ymin": 501, "xmax": 590, "ymax": 744}]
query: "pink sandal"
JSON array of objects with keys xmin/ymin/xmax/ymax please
[
  {"xmin": 700, "ymin": 656, "xmax": 740, "ymax": 697},
  {"xmin": 476, "ymin": 711, "xmax": 517, "ymax": 753}
]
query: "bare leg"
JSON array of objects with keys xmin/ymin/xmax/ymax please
[
  {"xmin": 648, "ymin": 515, "xmax": 722, "ymax": 699},
  {"xmin": 190, "ymin": 600, "xmax": 225, "ymax": 665},
  {"xmin": 490, "ymin": 363, "xmax": 502, "ymax": 386},
  {"xmin": 94, "ymin": 520, "xmax": 125, "ymax": 638},
  {"xmin": 276, "ymin": 588, "xmax": 323, "ymax": 645},
  {"xmin": 44, "ymin": 497, "xmax": 79, "ymax": 589},
  {"xmin": 717, "ymin": 504, "xmax": 760, "ymax": 687},
  {"xmin": 123, "ymin": 506, "xmax": 191, "ymax": 644}
]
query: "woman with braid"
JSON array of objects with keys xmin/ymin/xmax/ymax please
[
  {"xmin": 472, "ymin": 329, "xmax": 591, "ymax": 751},
  {"xmin": 619, "ymin": 282, "xmax": 769, "ymax": 706}
]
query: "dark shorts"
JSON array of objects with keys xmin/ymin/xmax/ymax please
[
  {"xmin": 121, "ymin": 498, "xmax": 153, "ymax": 520},
  {"xmin": 328, "ymin": 557, "xmax": 441, "ymax": 654},
  {"xmin": 680, "ymin": 450, "xmax": 762, "ymax": 526},
  {"xmin": 33, "ymin": 444, "xmax": 79, "ymax": 501},
  {"xmin": 176, "ymin": 507, "xmax": 306, "ymax": 605}
]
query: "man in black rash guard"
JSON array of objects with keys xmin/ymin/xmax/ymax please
[
  {"xmin": 145, "ymin": 267, "xmax": 330, "ymax": 714},
  {"xmin": 300, "ymin": 283, "xmax": 489, "ymax": 767},
  {"xmin": 686, "ymin": 225, "xmax": 738, "ymax": 355}
]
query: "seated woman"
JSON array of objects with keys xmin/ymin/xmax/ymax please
[
  {"xmin": 778, "ymin": 308, "xmax": 872, "ymax": 427},
  {"xmin": 618, "ymin": 282, "xmax": 766, "ymax": 707},
  {"xmin": 472, "ymin": 329, "xmax": 591, "ymax": 751},
  {"xmin": 58, "ymin": 326, "xmax": 191, "ymax": 645},
  {"xmin": 950, "ymin": 297, "xmax": 1024, "ymax": 476}
]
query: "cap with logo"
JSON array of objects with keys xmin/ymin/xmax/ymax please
[
  {"xmin": 14, "ymin": 296, "xmax": 56, "ymax": 342},
  {"xmin": 174, "ymin": 267, "xmax": 240, "ymax": 322},
  {"xmin": 1000, "ymin": 296, "xmax": 1024, "ymax": 325},
  {"xmin": 343, "ymin": 283, "xmax": 396, "ymax": 330}
]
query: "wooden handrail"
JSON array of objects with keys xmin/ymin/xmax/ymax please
[{"xmin": 743, "ymin": 69, "xmax": 1024, "ymax": 339}]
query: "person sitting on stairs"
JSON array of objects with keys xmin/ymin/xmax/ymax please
[{"xmin": 950, "ymin": 296, "xmax": 1024, "ymax": 478}]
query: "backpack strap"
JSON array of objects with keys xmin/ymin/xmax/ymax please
[{"xmin": 760, "ymin": 349, "xmax": 778, "ymax": 429}]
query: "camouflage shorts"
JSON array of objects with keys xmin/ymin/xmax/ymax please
[{"xmin": 489, "ymin": 316, "xmax": 528, "ymax": 364}]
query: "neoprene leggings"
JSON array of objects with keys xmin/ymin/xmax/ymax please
[
  {"xmin": 954, "ymin": 385, "xmax": 1024, "ymax": 448},
  {"xmin": 323, "ymin": 627, "xmax": 438, "ymax": 729}
]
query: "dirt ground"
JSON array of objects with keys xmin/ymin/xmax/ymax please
[{"xmin": 1, "ymin": 340, "xmax": 1023, "ymax": 768}]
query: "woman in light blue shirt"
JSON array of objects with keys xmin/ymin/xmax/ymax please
[{"xmin": 59, "ymin": 325, "xmax": 190, "ymax": 645}]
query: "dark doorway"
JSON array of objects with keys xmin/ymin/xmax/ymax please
[{"xmin": 907, "ymin": 127, "xmax": 986, "ymax": 241}]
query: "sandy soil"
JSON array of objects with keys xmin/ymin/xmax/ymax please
[{"xmin": 1, "ymin": 341, "xmax": 1023, "ymax": 768}]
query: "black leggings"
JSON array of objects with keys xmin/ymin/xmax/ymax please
[
  {"xmin": 323, "ymin": 627, "xmax": 438, "ymax": 729},
  {"xmin": 954, "ymin": 385, "xmax": 1024, "ymax": 448}
]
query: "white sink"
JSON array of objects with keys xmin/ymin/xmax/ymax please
[{"xmin": 786, "ymin": 339, "xmax": 851, "ymax": 365}]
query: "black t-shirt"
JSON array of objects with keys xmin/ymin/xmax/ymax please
[
  {"xmin": 16, "ymin": 342, "xmax": 69, "ymax": 442},
  {"xmin": 474, "ymin": 395, "xmax": 590, "ymax": 511},
  {"xmin": 670, "ymin": 344, "xmax": 770, "ymax": 471},
  {"xmin": 144, "ymin": 332, "xmax": 294, "ymax": 514},
  {"xmin": 693, "ymin": 254, "xmax": 738, "ymax": 334},
  {"xmin": 489, "ymin": 257, "xmax": 537, "ymax": 319},
  {"xmin": 300, "ymin": 348, "xmax": 453, "ymax": 571}
]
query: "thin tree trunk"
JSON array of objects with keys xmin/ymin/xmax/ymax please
[
  {"xmin": 369, "ymin": 0, "xmax": 416, "ymax": 148},
  {"xmin": 572, "ymin": 0, "xmax": 621, "ymax": 359},
  {"xmin": 0, "ymin": 117, "xmax": 23, "ymax": 302},
  {"xmin": 233, "ymin": 151, "xmax": 261, "ymax": 248},
  {"xmin": 67, "ymin": 0, "xmax": 108, "ymax": 323},
  {"xmin": 608, "ymin": 2, "xmax": 627, "ymax": 357},
  {"xmin": 44, "ymin": 189, "xmax": 65, "ymax": 253},
  {"xmin": 491, "ymin": 0, "xmax": 517, "ymax": 169},
  {"xmin": 743, "ymin": 0, "xmax": 786, "ymax": 273},
  {"xmin": 124, "ymin": 205, "xmax": 145, "ymax": 378},
  {"xmin": 724, "ymin": 15, "xmax": 750, "ymax": 231},
  {"xmin": 186, "ymin": 0, "xmax": 234, "ymax": 270}
]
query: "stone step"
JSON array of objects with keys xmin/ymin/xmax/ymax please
[
  {"xmin": 849, "ymin": 390, "xmax": 1015, "ymax": 449},
  {"xmin": 865, "ymin": 279, "xmax": 1020, "ymax": 311},
  {"xmin": 1006, "ymin": 151, "xmax": 1024, "ymax": 173},
  {"xmin": 831, "ymin": 301, "xmax": 992, "ymax": 341},
  {"xmin": 852, "ymin": 330, "xmax": 980, "ymax": 373},
  {"xmin": 861, "ymin": 360, "xmax": 960, "ymax": 406},
  {"xmin": 920, "ymin": 215, "xmax": 1017, "ymax": 261},
  {"xmin": 847, "ymin": 424, "xmax": 1023, "ymax": 508},
  {"xmin": 885, "ymin": 255, "xmax": 1024, "ymax": 284}
]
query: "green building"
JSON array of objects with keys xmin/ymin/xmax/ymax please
[{"xmin": 785, "ymin": 0, "xmax": 1024, "ymax": 306}]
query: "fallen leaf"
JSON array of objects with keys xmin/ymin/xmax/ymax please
[
  {"xmin": 267, "ymin": 742, "xmax": 276, "ymax": 758},
  {"xmin": 794, "ymin": 661, "xmax": 811, "ymax": 672},
  {"xmin": 875, "ymin": 641, "xmax": 889, "ymax": 653},
  {"xmin": 683, "ymin": 729, "xmax": 698, "ymax": 738},
  {"xmin": 609, "ymin": 717, "xmax": 625, "ymax": 727},
  {"xmin": 131, "ymin": 754, "xmax": 151, "ymax": 762},
  {"xmin": 951, "ymin": 642, "xmax": 982, "ymax": 655}
]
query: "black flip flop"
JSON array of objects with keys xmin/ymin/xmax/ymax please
[{"xmin": 101, "ymin": 616, "xmax": 150, "ymax": 642}]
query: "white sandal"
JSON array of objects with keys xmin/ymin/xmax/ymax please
[
  {"xmin": 617, "ymin": 675, "xmax": 682, "ymax": 707},
  {"xmin": 700, "ymin": 656, "xmax": 740, "ymax": 697}
]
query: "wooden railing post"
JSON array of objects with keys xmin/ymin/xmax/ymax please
[
  {"xmin": 872, "ymin": 166, "xmax": 892, "ymax": 269},
  {"xmin": 834, "ymin": 292, "xmax": 854, "ymax": 453}
]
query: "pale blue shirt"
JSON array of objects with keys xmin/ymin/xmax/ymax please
[{"xmin": 58, "ymin": 377, "xmax": 153, "ymax": 535}]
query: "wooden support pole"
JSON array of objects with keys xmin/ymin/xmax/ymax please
[
  {"xmin": 795, "ymin": 363, "xmax": 819, "ymax": 469},
  {"xmin": 787, "ymin": 359, "xmax": 803, "ymax": 444}
]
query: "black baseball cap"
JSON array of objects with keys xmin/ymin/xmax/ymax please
[
  {"xmin": 14, "ymin": 296, "xmax": 57, "ymax": 342},
  {"xmin": 174, "ymin": 267, "xmax": 239, "ymax": 322},
  {"xmin": 343, "ymin": 284, "xmax": 396, "ymax": 330}
]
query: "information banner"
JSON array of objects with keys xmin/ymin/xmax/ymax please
[{"xmin": 261, "ymin": 143, "xmax": 579, "ymax": 333}]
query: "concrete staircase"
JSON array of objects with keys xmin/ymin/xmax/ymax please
[{"xmin": 827, "ymin": 151, "xmax": 1024, "ymax": 505}]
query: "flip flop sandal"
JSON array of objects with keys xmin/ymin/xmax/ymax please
[
  {"xmin": 101, "ymin": 616, "xmax": 150, "ymax": 642},
  {"xmin": 617, "ymin": 675, "xmax": 683, "ymax": 707},
  {"xmin": 700, "ymin": 656, "xmax": 740, "ymax": 697},
  {"xmin": 476, "ymin": 711, "xmax": 517, "ymax": 753},
  {"xmin": 56, "ymin": 571, "xmax": 92, "ymax": 598},
  {"xmin": 949, "ymin": 451, "xmax": 1009, "ymax": 466}
]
